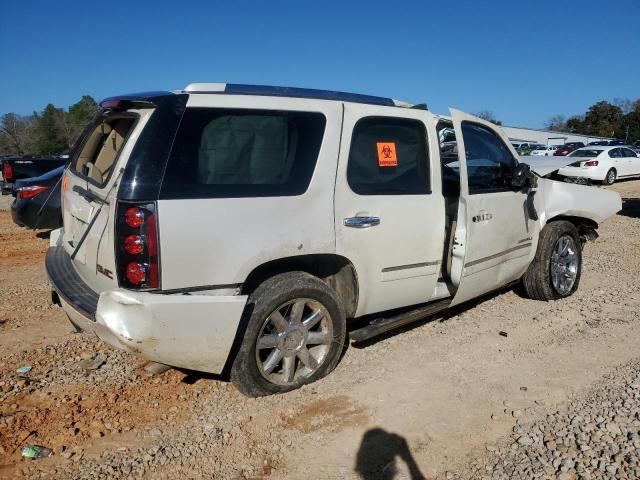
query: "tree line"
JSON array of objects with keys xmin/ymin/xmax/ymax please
[
  {"xmin": 2, "ymin": 95, "xmax": 639, "ymax": 157},
  {"xmin": 545, "ymin": 98, "xmax": 640, "ymax": 141},
  {"xmin": 0, "ymin": 96, "xmax": 99, "ymax": 156}
]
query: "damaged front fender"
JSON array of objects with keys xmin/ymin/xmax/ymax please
[{"xmin": 535, "ymin": 178, "xmax": 622, "ymax": 227}]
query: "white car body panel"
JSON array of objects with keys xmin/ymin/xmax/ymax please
[
  {"xmin": 158, "ymin": 94, "xmax": 343, "ymax": 290},
  {"xmin": 535, "ymin": 178, "xmax": 622, "ymax": 225},
  {"xmin": 522, "ymin": 156, "xmax": 577, "ymax": 177},
  {"xmin": 334, "ymin": 103, "xmax": 445, "ymax": 316},
  {"xmin": 448, "ymin": 109, "xmax": 538, "ymax": 306}
]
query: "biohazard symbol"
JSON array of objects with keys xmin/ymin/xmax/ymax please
[{"xmin": 376, "ymin": 142, "xmax": 398, "ymax": 167}]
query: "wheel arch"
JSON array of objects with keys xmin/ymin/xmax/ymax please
[
  {"xmin": 241, "ymin": 254, "xmax": 359, "ymax": 318},
  {"xmin": 545, "ymin": 215, "xmax": 599, "ymax": 243}
]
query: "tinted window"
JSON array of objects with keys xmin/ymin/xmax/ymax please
[
  {"xmin": 160, "ymin": 109, "xmax": 326, "ymax": 198},
  {"xmin": 347, "ymin": 117, "xmax": 429, "ymax": 195},
  {"xmin": 461, "ymin": 122, "xmax": 516, "ymax": 194},
  {"xmin": 622, "ymin": 148, "xmax": 637, "ymax": 157},
  {"xmin": 570, "ymin": 149, "xmax": 603, "ymax": 157},
  {"xmin": 609, "ymin": 148, "xmax": 623, "ymax": 158}
]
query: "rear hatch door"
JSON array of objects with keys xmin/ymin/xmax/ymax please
[{"xmin": 62, "ymin": 109, "xmax": 154, "ymax": 292}]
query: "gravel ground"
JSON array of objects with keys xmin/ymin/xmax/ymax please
[
  {"xmin": 0, "ymin": 181, "xmax": 639, "ymax": 479},
  {"xmin": 457, "ymin": 359, "xmax": 640, "ymax": 480}
]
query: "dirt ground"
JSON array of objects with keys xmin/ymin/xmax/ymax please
[{"xmin": 0, "ymin": 181, "xmax": 639, "ymax": 479}]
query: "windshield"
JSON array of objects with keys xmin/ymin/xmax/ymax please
[{"xmin": 570, "ymin": 149, "xmax": 602, "ymax": 157}]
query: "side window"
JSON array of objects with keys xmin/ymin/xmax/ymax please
[
  {"xmin": 160, "ymin": 108, "xmax": 326, "ymax": 199},
  {"xmin": 461, "ymin": 122, "xmax": 516, "ymax": 194},
  {"xmin": 609, "ymin": 148, "xmax": 622, "ymax": 158},
  {"xmin": 347, "ymin": 117, "xmax": 430, "ymax": 195},
  {"xmin": 622, "ymin": 148, "xmax": 637, "ymax": 157}
]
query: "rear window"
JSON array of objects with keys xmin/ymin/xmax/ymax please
[
  {"xmin": 160, "ymin": 108, "xmax": 326, "ymax": 199},
  {"xmin": 570, "ymin": 149, "xmax": 602, "ymax": 157},
  {"xmin": 72, "ymin": 115, "xmax": 137, "ymax": 187}
]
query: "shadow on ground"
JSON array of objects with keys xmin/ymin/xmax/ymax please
[
  {"xmin": 355, "ymin": 428, "xmax": 426, "ymax": 480},
  {"xmin": 619, "ymin": 198, "xmax": 640, "ymax": 219}
]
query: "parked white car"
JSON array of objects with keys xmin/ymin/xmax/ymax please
[
  {"xmin": 45, "ymin": 84, "xmax": 621, "ymax": 396},
  {"xmin": 531, "ymin": 146, "xmax": 559, "ymax": 156},
  {"xmin": 557, "ymin": 146, "xmax": 640, "ymax": 185}
]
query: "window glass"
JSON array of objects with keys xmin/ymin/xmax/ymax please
[
  {"xmin": 622, "ymin": 148, "xmax": 637, "ymax": 157},
  {"xmin": 160, "ymin": 108, "xmax": 326, "ymax": 198},
  {"xmin": 72, "ymin": 115, "xmax": 136, "ymax": 187},
  {"xmin": 609, "ymin": 148, "xmax": 622, "ymax": 158},
  {"xmin": 347, "ymin": 117, "xmax": 430, "ymax": 195},
  {"xmin": 570, "ymin": 149, "xmax": 603, "ymax": 157},
  {"xmin": 461, "ymin": 122, "xmax": 516, "ymax": 194}
]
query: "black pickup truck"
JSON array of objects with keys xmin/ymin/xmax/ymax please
[{"xmin": 1, "ymin": 156, "xmax": 68, "ymax": 194}]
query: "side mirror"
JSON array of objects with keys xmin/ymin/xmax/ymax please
[{"xmin": 511, "ymin": 162, "xmax": 531, "ymax": 188}]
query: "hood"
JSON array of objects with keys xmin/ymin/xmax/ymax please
[{"xmin": 520, "ymin": 156, "xmax": 576, "ymax": 177}]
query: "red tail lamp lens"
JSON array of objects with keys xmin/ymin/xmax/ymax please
[
  {"xmin": 17, "ymin": 185, "xmax": 49, "ymax": 200},
  {"xmin": 125, "ymin": 207, "xmax": 145, "ymax": 228},
  {"xmin": 123, "ymin": 234, "xmax": 144, "ymax": 255},
  {"xmin": 584, "ymin": 160, "xmax": 599, "ymax": 167},
  {"xmin": 2, "ymin": 162, "xmax": 13, "ymax": 182},
  {"xmin": 125, "ymin": 262, "xmax": 146, "ymax": 285}
]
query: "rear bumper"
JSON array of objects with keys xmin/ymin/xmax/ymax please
[
  {"xmin": 45, "ymin": 246, "xmax": 248, "ymax": 374},
  {"xmin": 557, "ymin": 165, "xmax": 605, "ymax": 181}
]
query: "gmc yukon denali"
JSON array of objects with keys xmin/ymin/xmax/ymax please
[{"xmin": 45, "ymin": 84, "xmax": 621, "ymax": 396}]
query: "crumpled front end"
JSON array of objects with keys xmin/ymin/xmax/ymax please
[{"xmin": 535, "ymin": 178, "xmax": 622, "ymax": 226}]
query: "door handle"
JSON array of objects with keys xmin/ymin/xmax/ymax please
[{"xmin": 344, "ymin": 216, "xmax": 381, "ymax": 228}]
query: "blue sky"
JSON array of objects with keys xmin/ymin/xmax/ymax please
[{"xmin": 1, "ymin": 0, "xmax": 638, "ymax": 127}]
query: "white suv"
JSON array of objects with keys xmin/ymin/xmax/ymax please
[{"xmin": 46, "ymin": 83, "xmax": 621, "ymax": 396}]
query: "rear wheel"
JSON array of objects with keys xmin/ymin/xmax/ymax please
[
  {"xmin": 603, "ymin": 168, "xmax": 616, "ymax": 185},
  {"xmin": 521, "ymin": 221, "xmax": 582, "ymax": 301},
  {"xmin": 230, "ymin": 272, "xmax": 346, "ymax": 397}
]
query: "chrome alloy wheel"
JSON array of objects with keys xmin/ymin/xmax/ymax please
[
  {"xmin": 606, "ymin": 169, "xmax": 616, "ymax": 185},
  {"xmin": 550, "ymin": 235, "xmax": 579, "ymax": 295},
  {"xmin": 255, "ymin": 299, "xmax": 333, "ymax": 386}
]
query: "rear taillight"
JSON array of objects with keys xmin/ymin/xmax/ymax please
[
  {"xmin": 2, "ymin": 162, "xmax": 13, "ymax": 182},
  {"xmin": 116, "ymin": 202, "xmax": 160, "ymax": 289},
  {"xmin": 584, "ymin": 160, "xmax": 599, "ymax": 167},
  {"xmin": 17, "ymin": 185, "xmax": 49, "ymax": 200}
]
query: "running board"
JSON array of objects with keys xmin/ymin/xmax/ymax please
[{"xmin": 349, "ymin": 299, "xmax": 452, "ymax": 343}]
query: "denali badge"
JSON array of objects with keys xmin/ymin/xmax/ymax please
[{"xmin": 96, "ymin": 264, "xmax": 113, "ymax": 279}]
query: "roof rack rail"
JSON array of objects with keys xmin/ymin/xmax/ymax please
[{"xmin": 182, "ymin": 83, "xmax": 417, "ymax": 108}]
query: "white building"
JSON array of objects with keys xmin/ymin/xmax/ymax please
[{"xmin": 502, "ymin": 125, "xmax": 612, "ymax": 147}]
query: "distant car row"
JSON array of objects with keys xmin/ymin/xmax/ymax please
[{"xmin": 514, "ymin": 140, "xmax": 640, "ymax": 157}]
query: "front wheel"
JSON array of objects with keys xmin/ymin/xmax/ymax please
[
  {"xmin": 521, "ymin": 221, "xmax": 582, "ymax": 301},
  {"xmin": 603, "ymin": 168, "xmax": 616, "ymax": 185},
  {"xmin": 230, "ymin": 272, "xmax": 346, "ymax": 397}
]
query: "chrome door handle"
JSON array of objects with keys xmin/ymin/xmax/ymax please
[{"xmin": 344, "ymin": 216, "xmax": 381, "ymax": 228}]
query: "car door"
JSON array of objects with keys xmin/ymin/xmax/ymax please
[
  {"xmin": 621, "ymin": 148, "xmax": 640, "ymax": 176},
  {"xmin": 334, "ymin": 103, "xmax": 445, "ymax": 317},
  {"xmin": 608, "ymin": 148, "xmax": 627, "ymax": 176},
  {"xmin": 448, "ymin": 109, "xmax": 539, "ymax": 306}
]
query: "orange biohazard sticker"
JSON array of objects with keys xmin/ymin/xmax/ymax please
[{"xmin": 377, "ymin": 142, "xmax": 397, "ymax": 167}]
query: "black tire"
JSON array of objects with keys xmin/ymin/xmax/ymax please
[
  {"xmin": 603, "ymin": 168, "xmax": 616, "ymax": 185},
  {"xmin": 521, "ymin": 221, "xmax": 582, "ymax": 301},
  {"xmin": 230, "ymin": 271, "xmax": 346, "ymax": 397}
]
